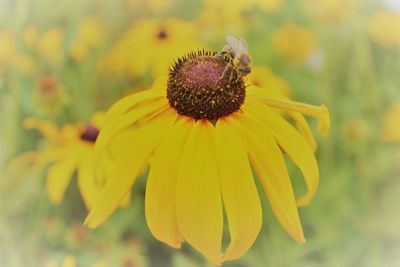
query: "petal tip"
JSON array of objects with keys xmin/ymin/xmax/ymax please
[
  {"xmin": 317, "ymin": 105, "xmax": 330, "ymax": 136},
  {"xmin": 83, "ymin": 216, "xmax": 97, "ymax": 229},
  {"xmin": 296, "ymin": 197, "xmax": 311, "ymax": 207}
]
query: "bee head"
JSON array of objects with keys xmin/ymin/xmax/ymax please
[{"xmin": 238, "ymin": 66, "xmax": 251, "ymax": 75}]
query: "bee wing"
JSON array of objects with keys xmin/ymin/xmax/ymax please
[
  {"xmin": 226, "ymin": 35, "xmax": 241, "ymax": 54},
  {"xmin": 239, "ymin": 38, "xmax": 249, "ymax": 52}
]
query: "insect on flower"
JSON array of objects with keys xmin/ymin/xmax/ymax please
[
  {"xmin": 217, "ymin": 35, "xmax": 252, "ymax": 81},
  {"xmin": 85, "ymin": 36, "xmax": 330, "ymax": 265}
]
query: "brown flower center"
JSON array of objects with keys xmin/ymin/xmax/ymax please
[
  {"xmin": 167, "ymin": 50, "xmax": 246, "ymax": 121},
  {"xmin": 80, "ymin": 126, "xmax": 99, "ymax": 143},
  {"xmin": 157, "ymin": 29, "xmax": 168, "ymax": 40}
]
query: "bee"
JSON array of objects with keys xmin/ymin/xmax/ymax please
[{"xmin": 217, "ymin": 35, "xmax": 252, "ymax": 81}]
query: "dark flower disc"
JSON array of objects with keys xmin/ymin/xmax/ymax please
[
  {"xmin": 167, "ymin": 50, "xmax": 246, "ymax": 121},
  {"xmin": 80, "ymin": 126, "xmax": 100, "ymax": 143}
]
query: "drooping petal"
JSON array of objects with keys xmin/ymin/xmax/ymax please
[
  {"xmin": 175, "ymin": 120, "xmax": 223, "ymax": 265},
  {"xmin": 95, "ymin": 99, "xmax": 168, "ymax": 157},
  {"xmin": 215, "ymin": 117, "xmax": 262, "ymax": 261},
  {"xmin": 234, "ymin": 110, "xmax": 305, "ymax": 243},
  {"xmin": 246, "ymin": 100, "xmax": 319, "ymax": 207},
  {"xmin": 84, "ymin": 109, "xmax": 176, "ymax": 228},
  {"xmin": 247, "ymin": 85, "xmax": 320, "ymax": 151},
  {"xmin": 76, "ymin": 153, "xmax": 98, "ymax": 210},
  {"xmin": 145, "ymin": 117, "xmax": 192, "ymax": 248},
  {"xmin": 23, "ymin": 118, "xmax": 59, "ymax": 141},
  {"xmin": 247, "ymin": 89, "xmax": 330, "ymax": 136},
  {"xmin": 289, "ymin": 111, "xmax": 317, "ymax": 153},
  {"xmin": 46, "ymin": 156, "xmax": 77, "ymax": 204}
]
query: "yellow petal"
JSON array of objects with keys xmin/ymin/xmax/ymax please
[
  {"xmin": 248, "ymin": 94, "xmax": 330, "ymax": 136},
  {"xmin": 175, "ymin": 120, "xmax": 223, "ymax": 265},
  {"xmin": 23, "ymin": 118, "xmax": 59, "ymax": 141},
  {"xmin": 46, "ymin": 156, "xmax": 77, "ymax": 204},
  {"xmin": 119, "ymin": 190, "xmax": 131, "ymax": 208},
  {"xmin": 84, "ymin": 109, "xmax": 176, "ymax": 228},
  {"xmin": 33, "ymin": 146, "xmax": 71, "ymax": 171},
  {"xmin": 104, "ymin": 89, "xmax": 166, "ymax": 124},
  {"xmin": 235, "ymin": 111, "xmax": 305, "ymax": 243},
  {"xmin": 95, "ymin": 100, "xmax": 168, "ymax": 158},
  {"xmin": 60, "ymin": 256, "xmax": 77, "ymax": 267},
  {"xmin": 145, "ymin": 117, "xmax": 192, "ymax": 248},
  {"xmin": 246, "ymin": 101, "xmax": 319, "ymax": 207},
  {"xmin": 289, "ymin": 111, "xmax": 317, "ymax": 153},
  {"xmin": 7, "ymin": 151, "xmax": 38, "ymax": 172},
  {"xmin": 215, "ymin": 117, "xmax": 262, "ymax": 261},
  {"xmin": 76, "ymin": 154, "xmax": 98, "ymax": 210}
]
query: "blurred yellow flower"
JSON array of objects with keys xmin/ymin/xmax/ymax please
[
  {"xmin": 77, "ymin": 16, "xmax": 104, "ymax": 49},
  {"xmin": 23, "ymin": 25, "xmax": 38, "ymax": 49},
  {"xmin": 45, "ymin": 255, "xmax": 77, "ymax": 267},
  {"xmin": 247, "ymin": 66, "xmax": 317, "ymax": 151},
  {"xmin": 100, "ymin": 18, "xmax": 204, "ymax": 77},
  {"xmin": 304, "ymin": 0, "xmax": 359, "ymax": 21},
  {"xmin": 382, "ymin": 102, "xmax": 400, "ymax": 143},
  {"xmin": 85, "ymin": 50, "xmax": 329, "ymax": 264},
  {"xmin": 12, "ymin": 112, "xmax": 130, "ymax": 210},
  {"xmin": 0, "ymin": 32, "xmax": 16, "ymax": 67},
  {"xmin": 69, "ymin": 41, "xmax": 88, "ymax": 62},
  {"xmin": 203, "ymin": 0, "xmax": 282, "ymax": 14},
  {"xmin": 45, "ymin": 255, "xmax": 107, "ymax": 267},
  {"xmin": 17, "ymin": 54, "xmax": 37, "ymax": 75},
  {"xmin": 250, "ymin": 0, "xmax": 283, "ymax": 13},
  {"xmin": 198, "ymin": 0, "xmax": 283, "ymax": 41},
  {"xmin": 272, "ymin": 23, "xmax": 317, "ymax": 63},
  {"xmin": 37, "ymin": 27, "xmax": 65, "ymax": 66},
  {"xmin": 68, "ymin": 17, "xmax": 104, "ymax": 61},
  {"xmin": 247, "ymin": 66, "xmax": 291, "ymax": 97},
  {"xmin": 368, "ymin": 10, "xmax": 400, "ymax": 49},
  {"xmin": 343, "ymin": 118, "xmax": 369, "ymax": 142},
  {"xmin": 127, "ymin": 0, "xmax": 175, "ymax": 12}
]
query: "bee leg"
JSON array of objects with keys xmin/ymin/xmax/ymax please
[
  {"xmin": 216, "ymin": 50, "xmax": 228, "ymax": 59},
  {"xmin": 220, "ymin": 63, "xmax": 233, "ymax": 80}
]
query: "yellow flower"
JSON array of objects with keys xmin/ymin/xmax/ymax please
[
  {"xmin": 77, "ymin": 16, "xmax": 104, "ymax": 49},
  {"xmin": 250, "ymin": 0, "xmax": 283, "ymax": 13},
  {"xmin": 14, "ymin": 112, "xmax": 130, "ymax": 210},
  {"xmin": 85, "ymin": 50, "xmax": 330, "ymax": 264},
  {"xmin": 247, "ymin": 66, "xmax": 291, "ymax": 97},
  {"xmin": 100, "ymin": 18, "xmax": 204, "ymax": 78},
  {"xmin": 45, "ymin": 255, "xmax": 77, "ymax": 267},
  {"xmin": 368, "ymin": 10, "xmax": 400, "ymax": 49},
  {"xmin": 17, "ymin": 54, "xmax": 37, "ymax": 75},
  {"xmin": 202, "ymin": 0, "xmax": 282, "ymax": 14},
  {"xmin": 45, "ymin": 255, "xmax": 106, "ymax": 267},
  {"xmin": 23, "ymin": 25, "xmax": 38, "ymax": 49},
  {"xmin": 382, "ymin": 102, "xmax": 400, "ymax": 143},
  {"xmin": 37, "ymin": 27, "xmax": 65, "ymax": 66},
  {"xmin": 303, "ymin": 0, "xmax": 359, "ymax": 21},
  {"xmin": 69, "ymin": 17, "xmax": 104, "ymax": 61},
  {"xmin": 272, "ymin": 23, "xmax": 317, "ymax": 63},
  {"xmin": 69, "ymin": 41, "xmax": 89, "ymax": 62},
  {"xmin": 247, "ymin": 66, "xmax": 317, "ymax": 151},
  {"xmin": 197, "ymin": 0, "xmax": 283, "ymax": 41},
  {"xmin": 127, "ymin": 0, "xmax": 174, "ymax": 12},
  {"xmin": 343, "ymin": 118, "xmax": 369, "ymax": 142},
  {"xmin": 0, "ymin": 32, "xmax": 16, "ymax": 67}
]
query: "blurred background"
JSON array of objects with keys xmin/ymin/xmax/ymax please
[{"xmin": 0, "ymin": 0, "xmax": 400, "ymax": 266}]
